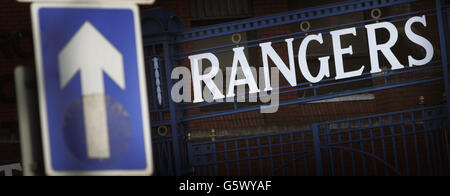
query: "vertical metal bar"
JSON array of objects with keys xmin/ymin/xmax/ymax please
[
  {"xmin": 421, "ymin": 107, "xmax": 433, "ymax": 175},
  {"xmin": 439, "ymin": 119, "xmax": 448, "ymax": 175},
  {"xmin": 326, "ymin": 126, "xmax": 335, "ymax": 176},
  {"xmin": 358, "ymin": 120, "xmax": 367, "ymax": 176},
  {"xmin": 312, "ymin": 124, "xmax": 324, "ymax": 176},
  {"xmin": 159, "ymin": 139, "xmax": 167, "ymax": 175},
  {"xmin": 170, "ymin": 139, "xmax": 175, "ymax": 175},
  {"xmin": 208, "ymin": 162, "xmax": 212, "ymax": 176},
  {"xmin": 389, "ymin": 116, "xmax": 399, "ymax": 173},
  {"xmin": 235, "ymin": 140, "xmax": 241, "ymax": 176},
  {"xmin": 412, "ymin": 112, "xmax": 422, "ymax": 175},
  {"xmin": 257, "ymin": 138, "xmax": 264, "ymax": 176},
  {"xmin": 369, "ymin": 118, "xmax": 378, "ymax": 176},
  {"xmin": 400, "ymin": 113, "xmax": 411, "ymax": 175},
  {"xmin": 379, "ymin": 117, "xmax": 389, "ymax": 176},
  {"xmin": 279, "ymin": 135, "xmax": 286, "ymax": 176},
  {"xmin": 338, "ymin": 123, "xmax": 345, "ymax": 175},
  {"xmin": 437, "ymin": 0, "xmax": 450, "ymax": 126},
  {"xmin": 171, "ymin": 43, "xmax": 189, "ymax": 172},
  {"xmin": 186, "ymin": 141, "xmax": 193, "ymax": 175},
  {"xmin": 156, "ymin": 140, "xmax": 162, "ymax": 176},
  {"xmin": 290, "ymin": 132, "xmax": 298, "ymax": 175},
  {"xmin": 424, "ymin": 129, "xmax": 436, "ymax": 176},
  {"xmin": 447, "ymin": 7, "xmax": 450, "ymax": 57},
  {"xmin": 202, "ymin": 153, "xmax": 207, "ymax": 176},
  {"xmin": 246, "ymin": 139, "xmax": 252, "ymax": 176},
  {"xmin": 167, "ymin": 141, "xmax": 175, "ymax": 176},
  {"xmin": 348, "ymin": 122, "xmax": 356, "ymax": 176},
  {"xmin": 446, "ymin": 6, "xmax": 450, "ymax": 59},
  {"xmin": 224, "ymin": 142, "xmax": 230, "ymax": 176},
  {"xmin": 155, "ymin": 138, "xmax": 162, "ymax": 176},
  {"xmin": 434, "ymin": 124, "xmax": 444, "ymax": 175},
  {"xmin": 301, "ymin": 132, "xmax": 308, "ymax": 176},
  {"xmin": 213, "ymin": 143, "xmax": 219, "ymax": 176},
  {"xmin": 163, "ymin": 42, "xmax": 182, "ymax": 176},
  {"xmin": 443, "ymin": 128, "xmax": 450, "ymax": 175},
  {"xmin": 268, "ymin": 136, "xmax": 274, "ymax": 175},
  {"xmin": 431, "ymin": 109, "xmax": 445, "ymax": 175},
  {"xmin": 158, "ymin": 141, "xmax": 164, "ymax": 175},
  {"xmin": 429, "ymin": 123, "xmax": 439, "ymax": 176}
]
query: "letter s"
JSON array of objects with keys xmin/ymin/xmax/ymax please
[{"xmin": 405, "ymin": 15, "xmax": 434, "ymax": 67}]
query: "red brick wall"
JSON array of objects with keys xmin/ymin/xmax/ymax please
[{"xmin": 140, "ymin": 0, "xmax": 191, "ymax": 29}]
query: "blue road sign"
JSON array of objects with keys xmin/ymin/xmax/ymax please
[{"xmin": 31, "ymin": 3, "xmax": 153, "ymax": 175}]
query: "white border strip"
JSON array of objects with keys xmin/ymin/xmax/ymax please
[
  {"xmin": 307, "ymin": 94, "xmax": 375, "ymax": 103},
  {"xmin": 31, "ymin": 3, "xmax": 153, "ymax": 176}
]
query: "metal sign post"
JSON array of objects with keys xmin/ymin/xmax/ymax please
[{"xmin": 14, "ymin": 66, "xmax": 44, "ymax": 176}]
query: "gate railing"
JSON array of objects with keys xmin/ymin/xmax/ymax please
[
  {"xmin": 187, "ymin": 128, "xmax": 316, "ymax": 176},
  {"xmin": 187, "ymin": 104, "xmax": 449, "ymax": 176},
  {"xmin": 314, "ymin": 104, "xmax": 448, "ymax": 176}
]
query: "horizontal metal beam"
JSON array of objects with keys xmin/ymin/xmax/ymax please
[
  {"xmin": 177, "ymin": 0, "xmax": 416, "ymax": 43},
  {"xmin": 179, "ymin": 63, "xmax": 442, "ymax": 110},
  {"xmin": 175, "ymin": 8, "xmax": 433, "ymax": 58},
  {"xmin": 316, "ymin": 105, "xmax": 444, "ymax": 126},
  {"xmin": 180, "ymin": 77, "xmax": 442, "ymax": 122}
]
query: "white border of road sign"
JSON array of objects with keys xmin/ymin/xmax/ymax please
[
  {"xmin": 20, "ymin": 0, "xmax": 155, "ymax": 5},
  {"xmin": 31, "ymin": 2, "xmax": 153, "ymax": 176}
]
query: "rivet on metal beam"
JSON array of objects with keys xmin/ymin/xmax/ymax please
[
  {"xmin": 157, "ymin": 126, "xmax": 168, "ymax": 136},
  {"xmin": 231, "ymin": 33, "xmax": 242, "ymax": 44},
  {"xmin": 300, "ymin": 21, "xmax": 311, "ymax": 33},
  {"xmin": 371, "ymin": 8, "xmax": 382, "ymax": 22}
]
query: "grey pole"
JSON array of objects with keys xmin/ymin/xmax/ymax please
[{"xmin": 14, "ymin": 66, "xmax": 44, "ymax": 176}]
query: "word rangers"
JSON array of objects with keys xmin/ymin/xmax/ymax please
[{"xmin": 187, "ymin": 15, "xmax": 433, "ymax": 103}]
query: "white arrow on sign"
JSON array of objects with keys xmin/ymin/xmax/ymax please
[{"xmin": 58, "ymin": 21, "xmax": 125, "ymax": 159}]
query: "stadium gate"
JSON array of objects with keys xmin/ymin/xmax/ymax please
[{"xmin": 141, "ymin": 0, "xmax": 450, "ymax": 176}]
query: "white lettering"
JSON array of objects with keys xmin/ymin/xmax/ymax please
[
  {"xmin": 260, "ymin": 38, "xmax": 297, "ymax": 90},
  {"xmin": 298, "ymin": 33, "xmax": 331, "ymax": 83},
  {"xmin": 189, "ymin": 53, "xmax": 225, "ymax": 103},
  {"xmin": 405, "ymin": 15, "xmax": 434, "ymax": 67},
  {"xmin": 183, "ymin": 16, "xmax": 434, "ymax": 105},
  {"xmin": 227, "ymin": 47, "xmax": 260, "ymax": 98},
  {"xmin": 366, "ymin": 21, "xmax": 403, "ymax": 73},
  {"xmin": 331, "ymin": 27, "xmax": 365, "ymax": 80}
]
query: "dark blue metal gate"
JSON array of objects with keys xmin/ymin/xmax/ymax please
[
  {"xmin": 142, "ymin": 0, "xmax": 450, "ymax": 176},
  {"xmin": 188, "ymin": 104, "xmax": 448, "ymax": 176},
  {"xmin": 314, "ymin": 104, "xmax": 448, "ymax": 176}
]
